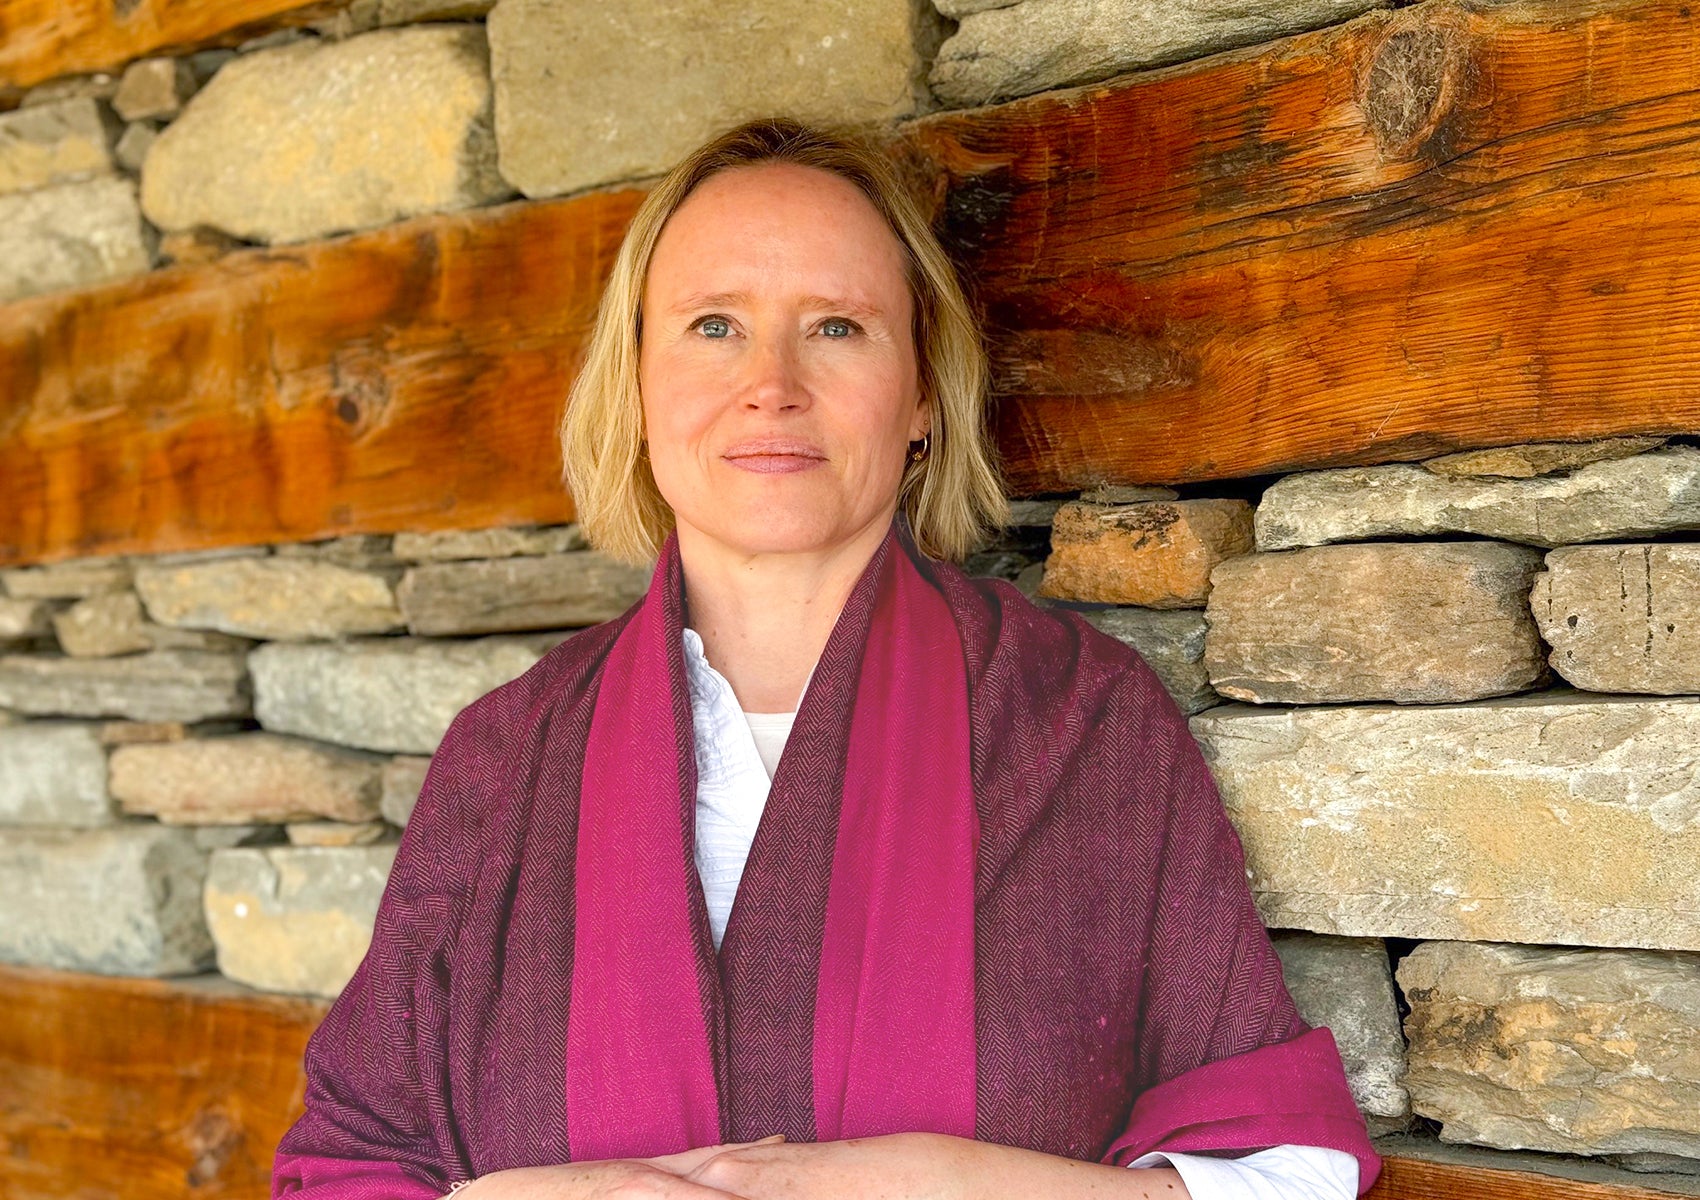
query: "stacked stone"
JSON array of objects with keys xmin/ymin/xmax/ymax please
[
  {"xmin": 1035, "ymin": 435, "xmax": 1700, "ymax": 1167},
  {"xmin": 0, "ymin": 525, "xmax": 645, "ymax": 998}
]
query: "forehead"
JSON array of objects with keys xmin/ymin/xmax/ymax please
[{"xmin": 644, "ymin": 162, "xmax": 911, "ymax": 309}]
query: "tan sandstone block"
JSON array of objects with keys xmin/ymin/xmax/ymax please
[
  {"xmin": 0, "ymin": 97, "xmax": 117, "ymax": 196},
  {"xmin": 142, "ymin": 25, "xmax": 511, "ymax": 244},
  {"xmin": 1532, "ymin": 544, "xmax": 1700, "ymax": 695},
  {"xmin": 1192, "ymin": 692, "xmax": 1700, "ymax": 951},
  {"xmin": 1424, "ymin": 437, "xmax": 1666, "ymax": 479},
  {"xmin": 1038, "ymin": 499, "xmax": 1253, "ymax": 608},
  {"xmin": 1400, "ymin": 941, "xmax": 1700, "ymax": 1159},
  {"xmin": 110, "ymin": 731, "xmax": 384, "ymax": 824},
  {"xmin": 489, "ymin": 0, "xmax": 935, "ymax": 198},
  {"xmin": 134, "ymin": 556, "xmax": 403, "ymax": 641},
  {"xmin": 1204, "ymin": 542, "xmax": 1548, "ymax": 704}
]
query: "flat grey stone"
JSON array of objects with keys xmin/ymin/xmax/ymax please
[
  {"xmin": 286, "ymin": 819, "xmax": 391, "ymax": 846},
  {"xmin": 135, "ymin": 555, "xmax": 403, "ymax": 640},
  {"xmin": 271, "ymin": 533, "xmax": 399, "ymax": 570},
  {"xmin": 112, "ymin": 57, "xmax": 196, "ymax": 122},
  {"xmin": 489, "ymin": 0, "xmax": 932, "ymax": 198},
  {"xmin": 250, "ymin": 633, "xmax": 560, "ymax": 753},
  {"xmin": 0, "ymin": 721, "xmax": 112, "ymax": 825},
  {"xmin": 50, "ymin": 589, "xmax": 253, "ymax": 658},
  {"xmin": 22, "ymin": 73, "xmax": 119, "ymax": 109},
  {"xmin": 380, "ymin": 754, "xmax": 431, "ymax": 826},
  {"xmin": 397, "ymin": 552, "xmax": 648, "ymax": 634},
  {"xmin": 0, "ymin": 97, "xmax": 118, "ymax": 196},
  {"xmin": 1532, "ymin": 544, "xmax": 1700, "ymax": 694},
  {"xmin": 1078, "ymin": 607, "xmax": 1217, "ymax": 714},
  {"xmin": 1272, "ymin": 932, "xmax": 1409, "ymax": 1124},
  {"xmin": 1, "ymin": 556, "xmax": 132, "ymax": 599},
  {"xmin": 391, "ymin": 524, "xmax": 586, "ymax": 562},
  {"xmin": 142, "ymin": 25, "xmax": 512, "ymax": 244},
  {"xmin": 930, "ymin": 0, "xmax": 1387, "ymax": 107},
  {"xmin": 1003, "ymin": 500, "xmax": 1062, "ymax": 527},
  {"xmin": 0, "ymin": 175, "xmax": 153, "ymax": 303},
  {"xmin": 1192, "ymin": 690, "xmax": 1700, "ymax": 951},
  {"xmin": 114, "ymin": 121, "xmax": 160, "ymax": 173},
  {"xmin": 1203, "ymin": 542, "xmax": 1548, "ymax": 704},
  {"xmin": 204, "ymin": 844, "xmax": 397, "ymax": 996},
  {"xmin": 110, "ymin": 731, "xmax": 385, "ymax": 824},
  {"xmin": 0, "ymin": 596, "xmax": 54, "ymax": 646},
  {"xmin": 1424, "ymin": 437, "xmax": 1667, "ymax": 479},
  {"xmin": 1256, "ymin": 446, "xmax": 1700, "ymax": 550},
  {"xmin": 0, "ymin": 825, "xmax": 213, "ymax": 975},
  {"xmin": 1400, "ymin": 941, "xmax": 1700, "ymax": 1158},
  {"xmin": 0, "ymin": 648, "xmax": 251, "ymax": 722}
]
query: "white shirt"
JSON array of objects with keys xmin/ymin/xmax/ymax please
[{"xmin": 680, "ymin": 628, "xmax": 1358, "ymax": 1200}]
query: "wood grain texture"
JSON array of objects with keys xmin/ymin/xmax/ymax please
[
  {"xmin": 0, "ymin": 963, "xmax": 330, "ymax": 1200},
  {"xmin": 0, "ymin": 0, "xmax": 333, "ymax": 94},
  {"xmin": 1367, "ymin": 1154, "xmax": 1691, "ymax": 1200},
  {"xmin": 900, "ymin": 0, "xmax": 1700, "ymax": 493},
  {"xmin": 0, "ymin": 190, "xmax": 642, "ymax": 566}
]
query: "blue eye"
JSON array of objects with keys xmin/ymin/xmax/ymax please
[
  {"xmin": 821, "ymin": 318, "xmax": 856, "ymax": 338},
  {"xmin": 696, "ymin": 316, "xmax": 731, "ymax": 338}
]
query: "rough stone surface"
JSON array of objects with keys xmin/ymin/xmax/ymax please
[
  {"xmin": 272, "ymin": 533, "xmax": 399, "ymax": 570},
  {"xmin": 1272, "ymin": 933, "xmax": 1410, "ymax": 1129},
  {"xmin": 193, "ymin": 824, "xmax": 285, "ymax": 850},
  {"xmin": 0, "ymin": 649, "xmax": 250, "ymax": 722},
  {"xmin": 0, "ymin": 597, "xmax": 54, "ymax": 645},
  {"xmin": 1532, "ymin": 545, "xmax": 1700, "ymax": 695},
  {"xmin": 397, "ymin": 552, "xmax": 652, "ymax": 635},
  {"xmin": 50, "ymin": 589, "xmax": 254, "ymax": 658},
  {"xmin": 1078, "ymin": 607, "xmax": 1217, "ymax": 714},
  {"xmin": 0, "ymin": 97, "xmax": 117, "ymax": 196},
  {"xmin": 392, "ymin": 523, "xmax": 586, "ymax": 561},
  {"xmin": 1424, "ymin": 437, "xmax": 1667, "ymax": 479},
  {"xmin": 930, "ymin": 0, "xmax": 1387, "ymax": 107},
  {"xmin": 0, "ymin": 557, "xmax": 133, "ymax": 599},
  {"xmin": 0, "ymin": 825, "xmax": 212, "ymax": 975},
  {"xmin": 1255, "ymin": 446, "xmax": 1700, "ymax": 550},
  {"xmin": 1192, "ymin": 691, "xmax": 1700, "ymax": 951},
  {"xmin": 251, "ymin": 634, "xmax": 560, "ymax": 753},
  {"xmin": 113, "ymin": 57, "xmax": 197, "ymax": 122},
  {"xmin": 1038, "ymin": 499, "xmax": 1254, "ymax": 607},
  {"xmin": 380, "ymin": 755, "xmax": 431, "ymax": 826},
  {"xmin": 382, "ymin": 0, "xmax": 496, "ymax": 21},
  {"xmin": 98, "ymin": 720, "xmax": 191, "ymax": 746},
  {"xmin": 204, "ymin": 844, "xmax": 397, "ymax": 996},
  {"xmin": 0, "ymin": 175, "xmax": 153, "ymax": 303},
  {"xmin": 0, "ymin": 721, "xmax": 112, "ymax": 826},
  {"xmin": 489, "ymin": 0, "xmax": 934, "ymax": 198},
  {"xmin": 159, "ymin": 226, "xmax": 244, "ymax": 265},
  {"xmin": 135, "ymin": 556, "xmax": 404, "ymax": 640},
  {"xmin": 142, "ymin": 25, "xmax": 511, "ymax": 244},
  {"xmin": 1078, "ymin": 484, "xmax": 1178, "ymax": 505},
  {"xmin": 23, "ymin": 73, "xmax": 119, "ymax": 109},
  {"xmin": 1204, "ymin": 542, "xmax": 1548, "ymax": 704},
  {"xmin": 1399, "ymin": 941, "xmax": 1700, "ymax": 1158},
  {"xmin": 110, "ymin": 732, "xmax": 385, "ymax": 824},
  {"xmin": 1003, "ymin": 500, "xmax": 1061, "ymax": 528},
  {"xmin": 287, "ymin": 819, "xmax": 390, "ymax": 846},
  {"xmin": 115, "ymin": 121, "xmax": 160, "ymax": 173}
]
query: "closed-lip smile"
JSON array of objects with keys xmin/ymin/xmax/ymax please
[{"xmin": 722, "ymin": 438, "xmax": 827, "ymax": 474}]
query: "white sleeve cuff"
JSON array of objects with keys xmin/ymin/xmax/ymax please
[{"xmin": 1125, "ymin": 1143, "xmax": 1358, "ymax": 1200}]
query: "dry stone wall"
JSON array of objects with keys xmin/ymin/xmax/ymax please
[{"xmin": 7, "ymin": 0, "xmax": 1700, "ymax": 1185}]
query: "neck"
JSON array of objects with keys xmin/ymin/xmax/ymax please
[{"xmin": 677, "ymin": 510, "xmax": 895, "ymax": 713}]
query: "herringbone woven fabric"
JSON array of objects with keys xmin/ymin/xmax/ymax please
[{"xmin": 272, "ymin": 519, "xmax": 1379, "ymax": 1198}]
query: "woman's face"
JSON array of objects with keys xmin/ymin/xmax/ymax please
[{"xmin": 638, "ymin": 162, "xmax": 928, "ymax": 563}]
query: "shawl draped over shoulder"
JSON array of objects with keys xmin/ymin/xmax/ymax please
[{"xmin": 272, "ymin": 519, "xmax": 1380, "ymax": 1197}]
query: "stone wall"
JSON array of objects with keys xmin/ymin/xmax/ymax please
[{"xmin": 5, "ymin": 0, "xmax": 1700, "ymax": 1187}]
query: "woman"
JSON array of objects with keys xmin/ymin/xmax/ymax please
[{"xmin": 273, "ymin": 117, "xmax": 1379, "ymax": 1200}]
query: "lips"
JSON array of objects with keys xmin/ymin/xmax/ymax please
[{"xmin": 721, "ymin": 438, "xmax": 828, "ymax": 474}]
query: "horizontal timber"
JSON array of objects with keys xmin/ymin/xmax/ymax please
[
  {"xmin": 7, "ymin": 0, "xmax": 1700, "ymax": 560},
  {"xmin": 0, "ymin": 966, "xmax": 1682, "ymax": 1199},
  {"xmin": 0, "ymin": 0, "xmax": 335, "ymax": 95},
  {"xmin": 0, "ymin": 963, "xmax": 330, "ymax": 1200}
]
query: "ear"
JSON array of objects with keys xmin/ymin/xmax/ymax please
[{"xmin": 908, "ymin": 390, "xmax": 932, "ymax": 442}]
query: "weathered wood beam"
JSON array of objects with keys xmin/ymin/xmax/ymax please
[
  {"xmin": 8, "ymin": 0, "xmax": 1700, "ymax": 563},
  {"xmin": 0, "ymin": 0, "xmax": 334, "ymax": 94},
  {"xmin": 0, "ymin": 190, "xmax": 641, "ymax": 566},
  {"xmin": 902, "ymin": 0, "xmax": 1700, "ymax": 493},
  {"xmin": 1367, "ymin": 1153, "xmax": 1687, "ymax": 1200},
  {"xmin": 0, "ymin": 964, "xmax": 330, "ymax": 1200}
]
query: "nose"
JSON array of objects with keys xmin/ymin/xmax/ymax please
[{"xmin": 741, "ymin": 334, "xmax": 810, "ymax": 413}]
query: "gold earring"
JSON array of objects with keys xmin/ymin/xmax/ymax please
[{"xmin": 908, "ymin": 432, "xmax": 930, "ymax": 463}]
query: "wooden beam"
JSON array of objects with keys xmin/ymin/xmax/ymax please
[
  {"xmin": 9, "ymin": 1, "xmax": 1700, "ymax": 562},
  {"xmin": 1367, "ymin": 1153, "xmax": 1688, "ymax": 1200},
  {"xmin": 901, "ymin": 0, "xmax": 1700, "ymax": 493},
  {"xmin": 0, "ymin": 190, "xmax": 642, "ymax": 567},
  {"xmin": 0, "ymin": 1, "xmax": 334, "ymax": 94},
  {"xmin": 0, "ymin": 964, "xmax": 329, "ymax": 1200}
]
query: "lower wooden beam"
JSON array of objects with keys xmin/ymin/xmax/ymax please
[{"xmin": 0, "ymin": 964, "xmax": 329, "ymax": 1200}]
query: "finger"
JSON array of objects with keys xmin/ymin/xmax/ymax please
[{"xmin": 644, "ymin": 1138, "xmax": 781, "ymax": 1176}]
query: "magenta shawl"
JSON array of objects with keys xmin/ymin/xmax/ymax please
[{"xmin": 273, "ymin": 520, "xmax": 1380, "ymax": 1197}]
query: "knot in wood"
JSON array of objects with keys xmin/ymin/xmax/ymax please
[{"xmin": 1364, "ymin": 26, "xmax": 1456, "ymax": 157}]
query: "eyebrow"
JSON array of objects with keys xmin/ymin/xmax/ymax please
[{"xmin": 666, "ymin": 290, "xmax": 889, "ymax": 320}]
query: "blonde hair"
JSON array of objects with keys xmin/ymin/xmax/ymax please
[{"xmin": 560, "ymin": 116, "xmax": 1010, "ymax": 564}]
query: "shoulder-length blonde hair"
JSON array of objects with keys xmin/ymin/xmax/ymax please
[{"xmin": 560, "ymin": 115, "xmax": 1009, "ymax": 565}]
